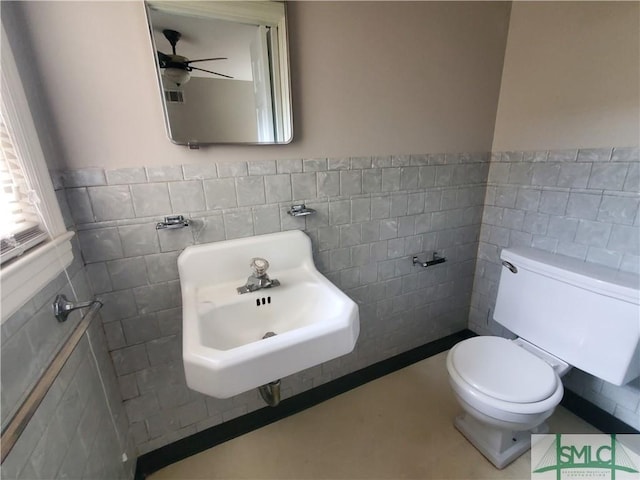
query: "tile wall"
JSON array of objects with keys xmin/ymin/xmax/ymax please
[
  {"xmin": 62, "ymin": 153, "xmax": 489, "ymax": 453},
  {"xmin": 469, "ymin": 147, "xmax": 640, "ymax": 430},
  {"xmin": 1, "ymin": 310, "xmax": 134, "ymax": 479},
  {"xmin": 1, "ymin": 243, "xmax": 86, "ymax": 427},
  {"xmin": 1, "ymin": 187, "xmax": 134, "ymax": 478}
]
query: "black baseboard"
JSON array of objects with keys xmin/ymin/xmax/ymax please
[
  {"xmin": 134, "ymin": 329, "xmax": 638, "ymax": 479},
  {"xmin": 134, "ymin": 329, "xmax": 475, "ymax": 479},
  {"xmin": 560, "ymin": 389, "xmax": 639, "ymax": 435}
]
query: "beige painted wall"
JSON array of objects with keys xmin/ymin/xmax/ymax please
[
  {"xmin": 1, "ymin": 2, "xmax": 66, "ymax": 171},
  {"xmin": 493, "ymin": 1, "xmax": 640, "ymax": 151},
  {"xmin": 16, "ymin": 1, "xmax": 510, "ymax": 169},
  {"xmin": 167, "ymin": 78, "xmax": 257, "ymax": 143}
]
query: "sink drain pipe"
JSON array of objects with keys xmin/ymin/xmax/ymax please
[
  {"xmin": 258, "ymin": 379, "xmax": 281, "ymax": 407},
  {"xmin": 258, "ymin": 331, "xmax": 281, "ymax": 407}
]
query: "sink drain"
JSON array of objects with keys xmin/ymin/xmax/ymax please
[{"xmin": 262, "ymin": 331, "xmax": 276, "ymax": 339}]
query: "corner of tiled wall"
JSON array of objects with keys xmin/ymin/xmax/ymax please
[
  {"xmin": 61, "ymin": 152, "xmax": 491, "ymax": 453},
  {"xmin": 0, "ymin": 173, "xmax": 134, "ymax": 479},
  {"xmin": 53, "ymin": 146, "xmax": 638, "ymax": 456},
  {"xmin": 469, "ymin": 146, "xmax": 640, "ymax": 430}
]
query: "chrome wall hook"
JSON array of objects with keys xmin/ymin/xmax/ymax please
[{"xmin": 53, "ymin": 294, "xmax": 103, "ymax": 322}]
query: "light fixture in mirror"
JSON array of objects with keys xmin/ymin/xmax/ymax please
[{"xmin": 145, "ymin": 1, "xmax": 293, "ymax": 146}]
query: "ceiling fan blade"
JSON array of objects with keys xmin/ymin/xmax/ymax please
[
  {"xmin": 189, "ymin": 66, "xmax": 234, "ymax": 79},
  {"xmin": 186, "ymin": 57, "xmax": 228, "ymax": 64}
]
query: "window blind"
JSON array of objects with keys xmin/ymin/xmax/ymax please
[{"xmin": 0, "ymin": 112, "xmax": 48, "ymax": 264}]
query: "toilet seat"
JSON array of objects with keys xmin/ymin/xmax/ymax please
[
  {"xmin": 447, "ymin": 337, "xmax": 564, "ymax": 417},
  {"xmin": 450, "ymin": 336, "xmax": 557, "ymax": 403}
]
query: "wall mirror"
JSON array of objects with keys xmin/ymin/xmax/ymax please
[{"xmin": 145, "ymin": 1, "xmax": 293, "ymax": 146}]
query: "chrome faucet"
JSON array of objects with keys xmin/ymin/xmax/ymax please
[{"xmin": 237, "ymin": 257, "xmax": 280, "ymax": 294}]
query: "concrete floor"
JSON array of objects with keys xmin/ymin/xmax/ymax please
[{"xmin": 150, "ymin": 351, "xmax": 600, "ymax": 479}]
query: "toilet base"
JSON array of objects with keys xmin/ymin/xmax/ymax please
[{"xmin": 454, "ymin": 413, "xmax": 549, "ymax": 469}]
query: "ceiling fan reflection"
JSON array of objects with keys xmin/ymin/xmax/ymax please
[{"xmin": 157, "ymin": 29, "xmax": 233, "ymax": 86}]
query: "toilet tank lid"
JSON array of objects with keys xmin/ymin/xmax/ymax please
[{"xmin": 501, "ymin": 247, "xmax": 640, "ymax": 305}]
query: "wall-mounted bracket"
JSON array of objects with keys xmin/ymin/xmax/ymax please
[
  {"xmin": 413, "ymin": 252, "xmax": 446, "ymax": 268},
  {"xmin": 156, "ymin": 215, "xmax": 191, "ymax": 230},
  {"xmin": 53, "ymin": 294, "xmax": 103, "ymax": 322},
  {"xmin": 287, "ymin": 204, "xmax": 316, "ymax": 217}
]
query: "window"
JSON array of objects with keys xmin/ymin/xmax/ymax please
[
  {"xmin": 0, "ymin": 25, "xmax": 73, "ymax": 321},
  {"xmin": 0, "ymin": 111, "xmax": 49, "ymax": 264}
]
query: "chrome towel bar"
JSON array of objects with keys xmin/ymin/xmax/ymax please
[{"xmin": 1, "ymin": 299, "xmax": 103, "ymax": 463}]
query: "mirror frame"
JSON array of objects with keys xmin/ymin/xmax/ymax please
[{"xmin": 145, "ymin": 1, "xmax": 293, "ymax": 147}]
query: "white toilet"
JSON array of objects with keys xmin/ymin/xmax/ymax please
[{"xmin": 447, "ymin": 247, "xmax": 640, "ymax": 469}]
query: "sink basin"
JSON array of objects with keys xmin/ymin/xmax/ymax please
[{"xmin": 178, "ymin": 230, "xmax": 360, "ymax": 398}]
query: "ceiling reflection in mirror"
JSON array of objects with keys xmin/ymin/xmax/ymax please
[{"xmin": 145, "ymin": 1, "xmax": 293, "ymax": 146}]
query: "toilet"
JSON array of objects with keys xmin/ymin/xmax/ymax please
[{"xmin": 446, "ymin": 247, "xmax": 640, "ymax": 469}]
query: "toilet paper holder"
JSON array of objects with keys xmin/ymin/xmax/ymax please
[{"xmin": 413, "ymin": 252, "xmax": 446, "ymax": 268}]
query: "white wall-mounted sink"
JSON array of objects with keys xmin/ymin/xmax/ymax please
[{"xmin": 178, "ymin": 230, "xmax": 360, "ymax": 398}]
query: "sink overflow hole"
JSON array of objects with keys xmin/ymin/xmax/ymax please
[{"xmin": 256, "ymin": 296, "xmax": 271, "ymax": 307}]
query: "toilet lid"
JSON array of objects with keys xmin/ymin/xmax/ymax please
[{"xmin": 451, "ymin": 336, "xmax": 558, "ymax": 403}]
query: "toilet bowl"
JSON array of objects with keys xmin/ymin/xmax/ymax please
[
  {"xmin": 447, "ymin": 336, "xmax": 565, "ymax": 428},
  {"xmin": 445, "ymin": 247, "xmax": 640, "ymax": 469},
  {"xmin": 446, "ymin": 336, "xmax": 566, "ymax": 468}
]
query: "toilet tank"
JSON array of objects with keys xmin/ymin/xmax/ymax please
[{"xmin": 493, "ymin": 247, "xmax": 640, "ymax": 386}]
